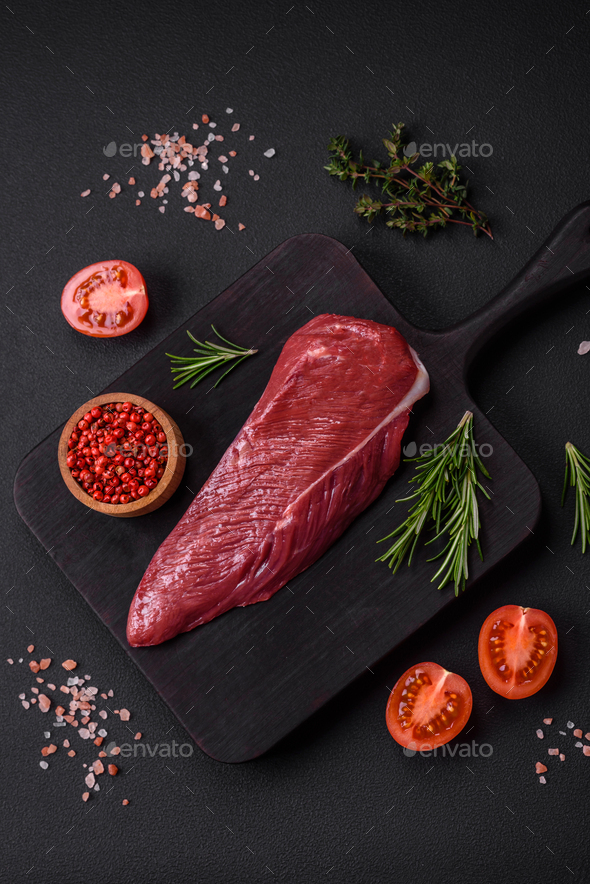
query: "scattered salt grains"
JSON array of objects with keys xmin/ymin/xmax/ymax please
[
  {"xmin": 99, "ymin": 710, "xmax": 108, "ymax": 719},
  {"xmin": 159, "ymin": 206, "xmax": 165, "ymax": 213},
  {"xmin": 226, "ymin": 107, "xmax": 233, "ymax": 113},
  {"xmin": 18, "ymin": 658, "xmax": 23, "ymax": 663},
  {"xmin": 238, "ymin": 223, "xmax": 246, "ymax": 231},
  {"xmin": 93, "ymin": 759, "xmax": 105, "ymax": 775},
  {"xmin": 108, "ymin": 690, "xmax": 113, "ymax": 698},
  {"xmin": 543, "ymin": 718, "xmax": 552, "ymax": 725},
  {"xmin": 82, "ymin": 792, "xmax": 89, "ymax": 802},
  {"xmin": 22, "ymin": 700, "xmax": 30, "ymax": 709},
  {"xmin": 39, "ymin": 658, "xmax": 51, "ymax": 670},
  {"xmin": 138, "ymin": 191, "xmax": 145, "ymax": 198},
  {"xmin": 38, "ymin": 695, "xmax": 51, "ymax": 713},
  {"xmin": 62, "ymin": 660, "xmax": 77, "ymax": 671},
  {"xmin": 567, "ymin": 721, "xmax": 575, "ymax": 729},
  {"xmin": 103, "ymin": 174, "xmax": 110, "ymax": 181},
  {"xmin": 213, "ymin": 180, "xmax": 222, "ymax": 192},
  {"xmin": 232, "ymin": 123, "xmax": 240, "ymax": 132},
  {"xmin": 119, "ymin": 709, "xmax": 130, "ymax": 721},
  {"xmin": 94, "ymin": 783, "xmax": 100, "ymax": 791},
  {"xmin": 98, "ymin": 729, "xmax": 107, "ymax": 738},
  {"xmin": 47, "ymin": 684, "xmax": 55, "ymax": 691},
  {"xmin": 192, "ymin": 123, "xmax": 199, "ymax": 129},
  {"xmin": 19, "ymin": 693, "xmax": 25, "ymax": 700},
  {"xmin": 574, "ymin": 728, "xmax": 583, "ymax": 738},
  {"xmin": 78, "ymin": 728, "xmax": 90, "ymax": 740},
  {"xmin": 536, "ymin": 729, "xmax": 544, "ymax": 739},
  {"xmin": 583, "ymin": 746, "xmax": 590, "ymax": 756},
  {"xmin": 535, "ymin": 762, "xmax": 547, "ymax": 774},
  {"xmin": 39, "ymin": 761, "xmax": 48, "ymax": 770},
  {"xmin": 254, "ymin": 175, "xmax": 260, "ymax": 181},
  {"xmin": 215, "ymin": 219, "xmax": 226, "ymax": 230},
  {"xmin": 7, "ymin": 658, "xmax": 13, "ymax": 665},
  {"xmin": 578, "ymin": 341, "xmax": 590, "ymax": 355},
  {"xmin": 548, "ymin": 748, "xmax": 559, "ymax": 756},
  {"xmin": 539, "ymin": 776, "xmax": 546, "ymax": 784},
  {"xmin": 44, "ymin": 731, "xmax": 51, "ymax": 739},
  {"xmin": 63, "ymin": 739, "xmax": 70, "ymax": 748},
  {"xmin": 263, "ymin": 148, "xmax": 276, "ymax": 158},
  {"xmin": 218, "ymin": 155, "xmax": 228, "ymax": 163},
  {"xmin": 249, "ymin": 135, "xmax": 255, "ymax": 140},
  {"xmin": 80, "ymin": 189, "xmax": 91, "ymax": 197},
  {"xmin": 223, "ymin": 166, "xmax": 229, "ymax": 174},
  {"xmin": 31, "ymin": 687, "xmax": 39, "ymax": 695},
  {"xmin": 122, "ymin": 799, "xmax": 129, "ymax": 805},
  {"xmin": 85, "ymin": 771, "xmax": 95, "ymax": 788},
  {"xmin": 559, "ymin": 730, "xmax": 566, "ymax": 735},
  {"xmin": 560, "ymin": 754, "xmax": 565, "ymax": 761},
  {"xmin": 27, "ymin": 645, "xmax": 35, "ymax": 653},
  {"xmin": 209, "ymin": 122, "xmax": 217, "ymax": 129},
  {"xmin": 128, "ymin": 177, "xmax": 135, "ymax": 185},
  {"xmin": 249, "ymin": 169, "xmax": 254, "ymax": 176},
  {"xmin": 575, "ymin": 741, "xmax": 583, "ymax": 748}
]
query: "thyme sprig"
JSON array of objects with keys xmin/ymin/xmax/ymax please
[
  {"xmin": 167, "ymin": 325, "xmax": 257, "ymax": 389},
  {"xmin": 325, "ymin": 123, "xmax": 492, "ymax": 238},
  {"xmin": 376, "ymin": 411, "xmax": 491, "ymax": 595},
  {"xmin": 562, "ymin": 441, "xmax": 590, "ymax": 553}
]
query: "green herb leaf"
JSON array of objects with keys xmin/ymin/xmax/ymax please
[
  {"xmin": 376, "ymin": 411, "xmax": 491, "ymax": 595},
  {"xmin": 166, "ymin": 326, "xmax": 257, "ymax": 390},
  {"xmin": 325, "ymin": 125, "xmax": 492, "ymax": 239},
  {"xmin": 562, "ymin": 441, "xmax": 590, "ymax": 553}
]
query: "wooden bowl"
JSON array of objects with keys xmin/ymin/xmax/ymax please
[{"xmin": 58, "ymin": 393, "xmax": 186, "ymax": 518}]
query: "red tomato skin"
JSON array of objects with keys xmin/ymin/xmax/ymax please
[
  {"xmin": 386, "ymin": 661, "xmax": 473, "ymax": 751},
  {"xmin": 61, "ymin": 260, "xmax": 148, "ymax": 338},
  {"xmin": 478, "ymin": 605, "xmax": 558, "ymax": 700}
]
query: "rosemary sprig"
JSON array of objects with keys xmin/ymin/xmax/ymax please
[
  {"xmin": 325, "ymin": 123, "xmax": 492, "ymax": 239},
  {"xmin": 376, "ymin": 412, "xmax": 491, "ymax": 595},
  {"xmin": 561, "ymin": 441, "xmax": 590, "ymax": 553},
  {"xmin": 166, "ymin": 325, "xmax": 257, "ymax": 389}
]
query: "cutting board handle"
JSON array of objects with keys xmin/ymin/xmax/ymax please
[{"xmin": 448, "ymin": 201, "xmax": 590, "ymax": 367}]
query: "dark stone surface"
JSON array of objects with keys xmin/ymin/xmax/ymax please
[{"xmin": 2, "ymin": 0, "xmax": 589, "ymax": 881}]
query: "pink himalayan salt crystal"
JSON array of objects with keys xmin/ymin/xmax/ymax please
[
  {"xmin": 535, "ymin": 762, "xmax": 547, "ymax": 774},
  {"xmin": 547, "ymin": 748, "xmax": 559, "ymax": 756},
  {"xmin": 119, "ymin": 708, "xmax": 130, "ymax": 721},
  {"xmin": 539, "ymin": 776, "xmax": 546, "ymax": 784},
  {"xmin": 543, "ymin": 718, "xmax": 552, "ymax": 725},
  {"xmin": 536, "ymin": 729, "xmax": 544, "ymax": 739}
]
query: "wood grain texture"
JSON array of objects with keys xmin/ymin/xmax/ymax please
[
  {"xmin": 57, "ymin": 393, "xmax": 186, "ymax": 518},
  {"xmin": 14, "ymin": 203, "xmax": 590, "ymax": 762}
]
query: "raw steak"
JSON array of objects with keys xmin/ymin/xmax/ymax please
[{"xmin": 127, "ymin": 314, "xmax": 429, "ymax": 646}]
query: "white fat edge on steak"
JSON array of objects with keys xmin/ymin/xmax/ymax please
[{"xmin": 276, "ymin": 347, "xmax": 430, "ymax": 525}]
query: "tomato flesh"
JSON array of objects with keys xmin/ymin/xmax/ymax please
[
  {"xmin": 478, "ymin": 605, "xmax": 557, "ymax": 699},
  {"xmin": 61, "ymin": 260, "xmax": 148, "ymax": 337},
  {"xmin": 386, "ymin": 661, "xmax": 472, "ymax": 750}
]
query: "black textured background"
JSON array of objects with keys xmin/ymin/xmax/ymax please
[{"xmin": 2, "ymin": 1, "xmax": 590, "ymax": 882}]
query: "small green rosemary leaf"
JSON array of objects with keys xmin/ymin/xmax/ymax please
[
  {"xmin": 166, "ymin": 325, "xmax": 257, "ymax": 390},
  {"xmin": 325, "ymin": 124, "xmax": 492, "ymax": 239},
  {"xmin": 562, "ymin": 441, "xmax": 590, "ymax": 553},
  {"xmin": 376, "ymin": 411, "xmax": 491, "ymax": 595}
]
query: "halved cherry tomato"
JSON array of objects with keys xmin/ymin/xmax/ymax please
[
  {"xmin": 61, "ymin": 260, "xmax": 148, "ymax": 337},
  {"xmin": 386, "ymin": 661, "xmax": 472, "ymax": 750},
  {"xmin": 478, "ymin": 605, "xmax": 557, "ymax": 699}
]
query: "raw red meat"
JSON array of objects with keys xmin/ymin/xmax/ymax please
[{"xmin": 127, "ymin": 314, "xmax": 429, "ymax": 646}]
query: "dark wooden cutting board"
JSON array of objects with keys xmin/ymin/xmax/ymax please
[{"xmin": 14, "ymin": 203, "xmax": 590, "ymax": 762}]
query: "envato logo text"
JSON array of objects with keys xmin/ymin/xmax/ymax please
[
  {"xmin": 106, "ymin": 740, "xmax": 193, "ymax": 758},
  {"xmin": 403, "ymin": 740, "xmax": 493, "ymax": 758},
  {"xmin": 402, "ymin": 441, "xmax": 493, "ymax": 458},
  {"xmin": 403, "ymin": 141, "xmax": 493, "ymax": 159},
  {"xmin": 103, "ymin": 141, "xmax": 147, "ymax": 158}
]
